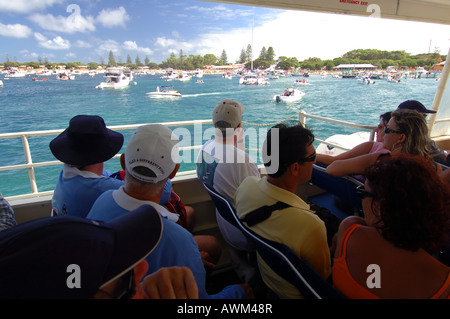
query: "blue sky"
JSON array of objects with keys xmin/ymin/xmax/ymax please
[{"xmin": 0, "ymin": 0, "xmax": 449, "ymax": 64}]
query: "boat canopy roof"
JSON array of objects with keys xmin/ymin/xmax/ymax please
[
  {"xmin": 334, "ymin": 64, "xmax": 377, "ymax": 69},
  {"xmin": 209, "ymin": 0, "xmax": 450, "ymax": 25}
]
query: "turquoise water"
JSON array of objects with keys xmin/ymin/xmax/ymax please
[{"xmin": 0, "ymin": 72, "xmax": 440, "ymax": 197}]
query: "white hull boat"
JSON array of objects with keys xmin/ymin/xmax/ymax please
[
  {"xmin": 146, "ymin": 86, "xmax": 182, "ymax": 98},
  {"xmin": 273, "ymin": 88, "xmax": 305, "ymax": 103},
  {"xmin": 96, "ymin": 68, "xmax": 133, "ymax": 89}
]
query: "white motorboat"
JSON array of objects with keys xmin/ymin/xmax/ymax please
[
  {"xmin": 95, "ymin": 68, "xmax": 133, "ymax": 89},
  {"xmin": 56, "ymin": 73, "xmax": 75, "ymax": 80},
  {"xmin": 174, "ymin": 72, "xmax": 192, "ymax": 81},
  {"xmin": 239, "ymin": 73, "xmax": 270, "ymax": 85},
  {"xmin": 0, "ymin": 80, "xmax": 3, "ymax": 86},
  {"xmin": 146, "ymin": 86, "xmax": 182, "ymax": 98},
  {"xmin": 273, "ymin": 88, "xmax": 305, "ymax": 103},
  {"xmin": 193, "ymin": 69, "xmax": 203, "ymax": 78},
  {"xmin": 7, "ymin": 70, "xmax": 26, "ymax": 78}
]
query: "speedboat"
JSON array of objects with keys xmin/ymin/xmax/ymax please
[
  {"xmin": 56, "ymin": 73, "xmax": 75, "ymax": 80},
  {"xmin": 273, "ymin": 88, "xmax": 305, "ymax": 103},
  {"xmin": 146, "ymin": 86, "xmax": 182, "ymax": 98},
  {"xmin": 95, "ymin": 67, "xmax": 133, "ymax": 89}
]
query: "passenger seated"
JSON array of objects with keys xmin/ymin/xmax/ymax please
[
  {"xmin": 196, "ymin": 99, "xmax": 263, "ymax": 293},
  {"xmin": 316, "ymin": 111, "xmax": 392, "ymax": 167},
  {"xmin": 333, "ymin": 154, "xmax": 450, "ymax": 298},
  {"xmin": 235, "ymin": 123, "xmax": 331, "ymax": 299},
  {"xmin": 49, "ymin": 115, "xmax": 172, "ymax": 218},
  {"xmin": 0, "ymin": 204, "xmax": 199, "ymax": 299},
  {"xmin": 87, "ymin": 124, "xmax": 252, "ymax": 299},
  {"xmin": 324, "ymin": 109, "xmax": 441, "ymax": 177},
  {"xmin": 396, "ymin": 100, "xmax": 448, "ymax": 164}
]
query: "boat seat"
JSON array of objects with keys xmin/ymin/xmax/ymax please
[
  {"xmin": 203, "ymin": 182, "xmax": 344, "ymax": 299},
  {"xmin": 309, "ymin": 163, "xmax": 363, "ymax": 217}
]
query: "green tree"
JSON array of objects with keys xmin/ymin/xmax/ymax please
[
  {"xmin": 87, "ymin": 62, "xmax": 99, "ymax": 70},
  {"xmin": 126, "ymin": 54, "xmax": 132, "ymax": 64},
  {"xmin": 108, "ymin": 50, "xmax": 116, "ymax": 66},
  {"xmin": 246, "ymin": 44, "xmax": 253, "ymax": 62},
  {"xmin": 238, "ymin": 48, "xmax": 247, "ymax": 63},
  {"xmin": 266, "ymin": 47, "xmax": 275, "ymax": 62},
  {"xmin": 144, "ymin": 56, "xmax": 150, "ymax": 65},
  {"xmin": 135, "ymin": 55, "xmax": 142, "ymax": 66},
  {"xmin": 220, "ymin": 50, "xmax": 228, "ymax": 64},
  {"xmin": 203, "ymin": 53, "xmax": 217, "ymax": 65},
  {"xmin": 259, "ymin": 47, "xmax": 267, "ymax": 60}
]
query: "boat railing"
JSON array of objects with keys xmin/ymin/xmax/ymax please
[{"xmin": 0, "ymin": 113, "xmax": 376, "ymax": 202}]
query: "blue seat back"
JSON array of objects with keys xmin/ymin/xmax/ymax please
[
  {"xmin": 311, "ymin": 163, "xmax": 363, "ymax": 212},
  {"xmin": 202, "ymin": 183, "xmax": 344, "ymax": 299}
]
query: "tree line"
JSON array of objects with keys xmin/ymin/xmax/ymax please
[{"xmin": 2, "ymin": 48, "xmax": 445, "ymax": 71}]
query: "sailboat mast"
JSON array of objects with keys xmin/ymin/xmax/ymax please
[{"xmin": 251, "ymin": 16, "xmax": 254, "ymax": 71}]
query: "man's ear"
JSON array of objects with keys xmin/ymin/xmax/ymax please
[
  {"xmin": 168, "ymin": 163, "xmax": 180, "ymax": 179},
  {"xmin": 288, "ymin": 162, "xmax": 300, "ymax": 177}
]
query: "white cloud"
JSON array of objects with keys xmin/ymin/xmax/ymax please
[
  {"xmin": 0, "ymin": 0, "xmax": 63, "ymax": 13},
  {"xmin": 123, "ymin": 40, "xmax": 153, "ymax": 55},
  {"xmin": 28, "ymin": 12, "xmax": 95, "ymax": 34},
  {"xmin": 0, "ymin": 22, "xmax": 32, "ymax": 38},
  {"xmin": 183, "ymin": 10, "xmax": 450, "ymax": 63},
  {"xmin": 96, "ymin": 7, "xmax": 129, "ymax": 28},
  {"xmin": 34, "ymin": 32, "xmax": 70, "ymax": 50},
  {"xmin": 94, "ymin": 39, "xmax": 120, "ymax": 56},
  {"xmin": 154, "ymin": 37, "xmax": 177, "ymax": 48},
  {"xmin": 185, "ymin": 5, "xmax": 253, "ymax": 20},
  {"xmin": 74, "ymin": 40, "xmax": 92, "ymax": 48}
]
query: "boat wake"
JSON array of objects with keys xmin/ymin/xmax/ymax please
[{"xmin": 182, "ymin": 92, "xmax": 231, "ymax": 97}]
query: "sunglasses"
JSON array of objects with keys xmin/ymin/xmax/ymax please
[
  {"xmin": 298, "ymin": 151, "xmax": 316, "ymax": 163},
  {"xmin": 356, "ymin": 185, "xmax": 374, "ymax": 199},
  {"xmin": 384, "ymin": 127, "xmax": 403, "ymax": 134},
  {"xmin": 116, "ymin": 269, "xmax": 136, "ymax": 299}
]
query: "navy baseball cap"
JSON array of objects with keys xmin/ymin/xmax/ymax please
[
  {"xmin": 0, "ymin": 205, "xmax": 162, "ymax": 299},
  {"xmin": 397, "ymin": 100, "xmax": 436, "ymax": 114}
]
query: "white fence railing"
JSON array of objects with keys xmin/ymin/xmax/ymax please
[{"xmin": 0, "ymin": 113, "xmax": 377, "ymax": 201}]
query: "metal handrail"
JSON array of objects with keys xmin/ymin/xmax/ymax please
[{"xmin": 0, "ymin": 112, "xmax": 376, "ymax": 201}]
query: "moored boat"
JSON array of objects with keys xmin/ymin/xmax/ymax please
[{"xmin": 95, "ymin": 67, "xmax": 133, "ymax": 89}]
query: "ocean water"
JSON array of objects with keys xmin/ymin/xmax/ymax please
[{"xmin": 0, "ymin": 72, "xmax": 440, "ymax": 197}]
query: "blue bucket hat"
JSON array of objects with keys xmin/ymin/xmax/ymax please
[
  {"xmin": 50, "ymin": 115, "xmax": 124, "ymax": 166},
  {"xmin": 0, "ymin": 205, "xmax": 162, "ymax": 299}
]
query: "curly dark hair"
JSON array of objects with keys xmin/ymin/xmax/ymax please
[{"xmin": 364, "ymin": 154, "xmax": 450, "ymax": 252}]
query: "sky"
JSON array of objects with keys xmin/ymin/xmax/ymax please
[{"xmin": 0, "ymin": 0, "xmax": 449, "ymax": 65}]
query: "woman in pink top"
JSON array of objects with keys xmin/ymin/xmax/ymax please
[
  {"xmin": 332, "ymin": 154, "xmax": 450, "ymax": 299},
  {"xmin": 321, "ymin": 109, "xmax": 439, "ymax": 177}
]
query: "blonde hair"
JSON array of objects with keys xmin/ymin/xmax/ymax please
[{"xmin": 391, "ymin": 109, "xmax": 432, "ymax": 161}]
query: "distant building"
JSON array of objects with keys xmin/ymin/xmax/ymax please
[
  {"xmin": 432, "ymin": 61, "xmax": 445, "ymax": 71},
  {"xmin": 332, "ymin": 64, "xmax": 376, "ymax": 78},
  {"xmin": 333, "ymin": 64, "xmax": 377, "ymax": 70}
]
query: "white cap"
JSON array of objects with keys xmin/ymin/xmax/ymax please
[
  {"xmin": 125, "ymin": 124, "xmax": 179, "ymax": 183},
  {"xmin": 212, "ymin": 99, "xmax": 245, "ymax": 129}
]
